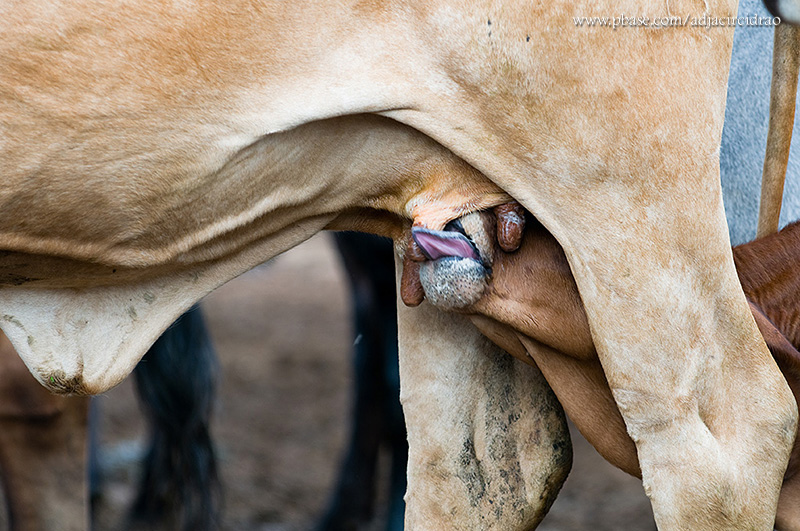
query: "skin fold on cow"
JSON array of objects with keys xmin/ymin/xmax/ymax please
[{"xmin": 404, "ymin": 211, "xmax": 800, "ymax": 530}]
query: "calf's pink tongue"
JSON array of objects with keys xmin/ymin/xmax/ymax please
[{"xmin": 412, "ymin": 228, "xmax": 480, "ymax": 261}]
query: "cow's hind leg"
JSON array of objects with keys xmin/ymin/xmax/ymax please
[
  {"xmin": 396, "ymin": 255, "xmax": 572, "ymax": 529},
  {"xmin": 524, "ymin": 182, "xmax": 797, "ymax": 529}
]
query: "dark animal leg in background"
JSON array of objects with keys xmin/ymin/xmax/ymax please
[
  {"xmin": 0, "ymin": 396, "xmax": 90, "ymax": 531},
  {"xmin": 384, "ymin": 333, "xmax": 408, "ymax": 531},
  {"xmin": 88, "ymin": 400, "xmax": 103, "ymax": 505},
  {"xmin": 317, "ymin": 232, "xmax": 407, "ymax": 531},
  {"xmin": 128, "ymin": 305, "xmax": 221, "ymax": 531}
]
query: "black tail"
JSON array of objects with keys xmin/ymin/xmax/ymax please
[
  {"xmin": 129, "ymin": 305, "xmax": 221, "ymax": 531},
  {"xmin": 317, "ymin": 232, "xmax": 407, "ymax": 531}
]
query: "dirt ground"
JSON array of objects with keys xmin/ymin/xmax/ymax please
[{"xmin": 85, "ymin": 234, "xmax": 654, "ymax": 530}]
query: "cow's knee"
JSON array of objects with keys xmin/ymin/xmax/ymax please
[{"xmin": 620, "ymin": 379, "xmax": 797, "ymax": 530}]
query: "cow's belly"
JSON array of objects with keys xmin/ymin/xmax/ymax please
[
  {"xmin": 0, "ymin": 119, "xmax": 383, "ymax": 269},
  {"xmin": 0, "ymin": 113, "xmax": 515, "ymax": 395}
]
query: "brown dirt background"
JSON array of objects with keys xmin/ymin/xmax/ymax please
[{"xmin": 18, "ymin": 234, "xmax": 657, "ymax": 530}]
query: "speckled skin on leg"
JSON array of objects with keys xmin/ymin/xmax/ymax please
[{"xmin": 418, "ymin": 257, "xmax": 487, "ymax": 310}]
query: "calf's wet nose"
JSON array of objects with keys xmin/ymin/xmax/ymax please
[
  {"xmin": 418, "ymin": 256, "xmax": 488, "ymax": 310},
  {"xmin": 399, "ymin": 202, "xmax": 525, "ymax": 310},
  {"xmin": 410, "ymin": 211, "xmax": 496, "ymax": 310}
]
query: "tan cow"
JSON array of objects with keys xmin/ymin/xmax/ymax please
[{"xmin": 0, "ymin": 0, "xmax": 793, "ymax": 528}]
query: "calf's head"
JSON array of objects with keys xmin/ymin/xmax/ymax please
[{"xmin": 405, "ymin": 210, "xmax": 595, "ymax": 361}]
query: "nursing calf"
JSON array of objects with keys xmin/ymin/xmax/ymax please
[{"xmin": 409, "ymin": 214, "xmax": 800, "ymax": 529}]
